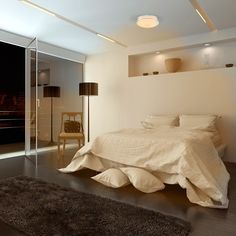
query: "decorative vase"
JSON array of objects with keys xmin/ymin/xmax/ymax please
[{"xmin": 165, "ymin": 58, "xmax": 182, "ymax": 73}]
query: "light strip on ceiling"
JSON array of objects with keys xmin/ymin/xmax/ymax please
[
  {"xmin": 20, "ymin": 0, "xmax": 55, "ymax": 16},
  {"xmin": 19, "ymin": 0, "xmax": 126, "ymax": 47},
  {"xmin": 55, "ymin": 14, "xmax": 126, "ymax": 47},
  {"xmin": 195, "ymin": 9, "xmax": 206, "ymax": 23},
  {"xmin": 96, "ymin": 34, "xmax": 115, "ymax": 43},
  {"xmin": 189, "ymin": 0, "xmax": 217, "ymax": 31}
]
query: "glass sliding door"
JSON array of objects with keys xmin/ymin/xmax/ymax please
[{"xmin": 25, "ymin": 38, "xmax": 38, "ymax": 166}]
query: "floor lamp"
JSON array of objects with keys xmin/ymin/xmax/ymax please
[
  {"xmin": 43, "ymin": 86, "xmax": 60, "ymax": 144},
  {"xmin": 79, "ymin": 82, "xmax": 98, "ymax": 142}
]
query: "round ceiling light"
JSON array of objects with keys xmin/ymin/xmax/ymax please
[{"xmin": 136, "ymin": 15, "xmax": 159, "ymax": 28}]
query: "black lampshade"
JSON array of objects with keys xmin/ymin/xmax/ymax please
[
  {"xmin": 43, "ymin": 86, "xmax": 60, "ymax": 97},
  {"xmin": 79, "ymin": 82, "xmax": 98, "ymax": 96}
]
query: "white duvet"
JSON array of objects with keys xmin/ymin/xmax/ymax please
[{"xmin": 59, "ymin": 126, "xmax": 230, "ymax": 208}]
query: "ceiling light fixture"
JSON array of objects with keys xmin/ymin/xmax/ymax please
[
  {"xmin": 155, "ymin": 51, "xmax": 161, "ymax": 54},
  {"xmin": 20, "ymin": 0, "xmax": 56, "ymax": 17},
  {"xmin": 19, "ymin": 0, "xmax": 126, "ymax": 47},
  {"xmin": 195, "ymin": 9, "xmax": 206, "ymax": 23},
  {"xmin": 136, "ymin": 15, "xmax": 159, "ymax": 29},
  {"xmin": 204, "ymin": 43, "xmax": 211, "ymax": 47}
]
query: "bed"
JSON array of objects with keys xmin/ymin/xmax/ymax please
[{"xmin": 59, "ymin": 115, "xmax": 230, "ymax": 209}]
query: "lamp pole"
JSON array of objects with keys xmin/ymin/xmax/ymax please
[
  {"xmin": 50, "ymin": 96, "xmax": 53, "ymax": 143},
  {"xmin": 43, "ymin": 86, "xmax": 60, "ymax": 144},
  {"xmin": 79, "ymin": 82, "xmax": 98, "ymax": 143},
  {"xmin": 87, "ymin": 95, "xmax": 90, "ymax": 142}
]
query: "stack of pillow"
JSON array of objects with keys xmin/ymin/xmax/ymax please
[
  {"xmin": 141, "ymin": 114, "xmax": 221, "ymax": 147},
  {"xmin": 141, "ymin": 114, "xmax": 217, "ymax": 130},
  {"xmin": 92, "ymin": 167, "xmax": 165, "ymax": 193}
]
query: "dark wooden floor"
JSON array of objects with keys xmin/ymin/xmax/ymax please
[
  {"xmin": 0, "ymin": 140, "xmax": 57, "ymax": 154},
  {"xmin": 0, "ymin": 148, "xmax": 236, "ymax": 236}
]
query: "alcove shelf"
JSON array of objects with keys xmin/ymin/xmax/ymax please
[
  {"xmin": 128, "ymin": 39, "xmax": 236, "ymax": 78},
  {"xmin": 129, "ymin": 66, "xmax": 236, "ymax": 80}
]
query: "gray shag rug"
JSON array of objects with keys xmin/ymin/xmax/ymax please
[{"xmin": 0, "ymin": 176, "xmax": 191, "ymax": 236}]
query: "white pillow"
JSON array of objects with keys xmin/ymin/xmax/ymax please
[
  {"xmin": 120, "ymin": 167, "xmax": 165, "ymax": 193},
  {"xmin": 179, "ymin": 115, "xmax": 218, "ymax": 132},
  {"xmin": 91, "ymin": 168, "xmax": 130, "ymax": 188},
  {"xmin": 141, "ymin": 115, "xmax": 178, "ymax": 129}
]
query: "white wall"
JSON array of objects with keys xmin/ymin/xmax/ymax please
[
  {"xmin": 83, "ymin": 50, "xmax": 127, "ymax": 142},
  {"xmin": 85, "ymin": 49, "xmax": 236, "ymax": 162},
  {"xmin": 38, "ymin": 59, "xmax": 83, "ymax": 142}
]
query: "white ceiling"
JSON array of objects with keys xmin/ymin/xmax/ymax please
[{"xmin": 0, "ymin": 0, "xmax": 236, "ymax": 55}]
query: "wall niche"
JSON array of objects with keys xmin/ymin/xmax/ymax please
[{"xmin": 128, "ymin": 39, "xmax": 236, "ymax": 77}]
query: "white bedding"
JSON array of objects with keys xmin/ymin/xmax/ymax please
[{"xmin": 59, "ymin": 126, "xmax": 230, "ymax": 208}]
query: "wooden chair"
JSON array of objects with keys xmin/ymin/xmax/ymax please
[{"xmin": 58, "ymin": 112, "xmax": 84, "ymax": 156}]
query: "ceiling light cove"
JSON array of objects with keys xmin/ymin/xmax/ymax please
[
  {"xmin": 20, "ymin": 0, "xmax": 55, "ymax": 16},
  {"xmin": 189, "ymin": 0, "xmax": 217, "ymax": 32},
  {"xmin": 19, "ymin": 0, "xmax": 126, "ymax": 47},
  {"xmin": 195, "ymin": 9, "xmax": 206, "ymax": 23},
  {"xmin": 136, "ymin": 15, "xmax": 159, "ymax": 29},
  {"xmin": 96, "ymin": 34, "xmax": 115, "ymax": 43}
]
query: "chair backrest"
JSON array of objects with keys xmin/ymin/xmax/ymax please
[{"xmin": 60, "ymin": 112, "xmax": 83, "ymax": 133}]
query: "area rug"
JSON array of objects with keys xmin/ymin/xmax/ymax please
[{"xmin": 0, "ymin": 176, "xmax": 191, "ymax": 236}]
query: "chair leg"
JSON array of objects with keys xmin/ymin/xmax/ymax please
[
  {"xmin": 62, "ymin": 139, "xmax": 66, "ymax": 156},
  {"xmin": 57, "ymin": 138, "xmax": 61, "ymax": 157},
  {"xmin": 82, "ymin": 137, "xmax": 85, "ymax": 146},
  {"xmin": 57, "ymin": 138, "xmax": 61, "ymax": 159},
  {"xmin": 78, "ymin": 139, "xmax": 81, "ymax": 148}
]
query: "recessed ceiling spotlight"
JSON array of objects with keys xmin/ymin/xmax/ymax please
[
  {"xmin": 204, "ymin": 43, "xmax": 211, "ymax": 47},
  {"xmin": 136, "ymin": 15, "xmax": 159, "ymax": 28},
  {"xmin": 155, "ymin": 51, "xmax": 161, "ymax": 54}
]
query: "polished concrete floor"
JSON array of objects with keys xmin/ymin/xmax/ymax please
[{"xmin": 0, "ymin": 148, "xmax": 236, "ymax": 236}]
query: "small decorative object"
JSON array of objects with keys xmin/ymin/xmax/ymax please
[
  {"xmin": 153, "ymin": 71, "xmax": 159, "ymax": 75},
  {"xmin": 165, "ymin": 58, "xmax": 182, "ymax": 73},
  {"xmin": 225, "ymin": 63, "xmax": 233, "ymax": 68},
  {"xmin": 143, "ymin": 73, "xmax": 149, "ymax": 76}
]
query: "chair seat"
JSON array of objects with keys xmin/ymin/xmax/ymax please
[{"xmin": 59, "ymin": 132, "xmax": 84, "ymax": 138}]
